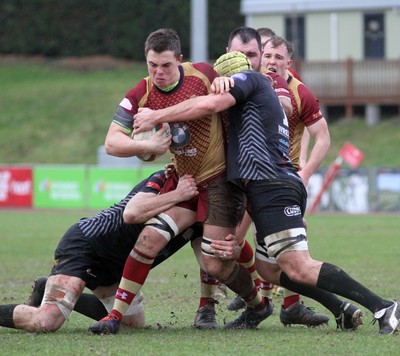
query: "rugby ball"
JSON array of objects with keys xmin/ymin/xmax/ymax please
[{"xmin": 132, "ymin": 122, "xmax": 170, "ymax": 162}]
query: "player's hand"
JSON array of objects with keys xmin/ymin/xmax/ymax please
[
  {"xmin": 145, "ymin": 126, "xmax": 171, "ymax": 155},
  {"xmin": 211, "ymin": 76, "xmax": 234, "ymax": 94},
  {"xmin": 133, "ymin": 108, "xmax": 158, "ymax": 134},
  {"xmin": 176, "ymin": 174, "xmax": 199, "ymax": 201},
  {"xmin": 210, "ymin": 234, "xmax": 241, "ymax": 260},
  {"xmin": 164, "ymin": 160, "xmax": 176, "ymax": 178}
]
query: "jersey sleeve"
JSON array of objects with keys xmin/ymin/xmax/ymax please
[
  {"xmin": 228, "ymin": 71, "xmax": 264, "ymax": 104},
  {"xmin": 297, "ymin": 84, "xmax": 323, "ymax": 126},
  {"xmin": 112, "ymin": 79, "xmax": 148, "ymax": 131},
  {"xmin": 269, "ymin": 72, "xmax": 291, "ymax": 100},
  {"xmin": 192, "ymin": 62, "xmax": 218, "ymax": 83},
  {"xmin": 140, "ymin": 171, "xmax": 167, "ymax": 194}
]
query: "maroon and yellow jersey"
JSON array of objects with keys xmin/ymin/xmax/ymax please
[
  {"xmin": 113, "ymin": 62, "xmax": 226, "ymax": 184},
  {"xmin": 287, "ymin": 75, "xmax": 323, "ymax": 170}
]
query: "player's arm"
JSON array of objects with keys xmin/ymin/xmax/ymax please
[
  {"xmin": 105, "ymin": 121, "xmax": 171, "ymax": 158},
  {"xmin": 123, "ymin": 174, "xmax": 199, "ymax": 224},
  {"xmin": 133, "ymin": 93, "xmax": 236, "ymax": 133},
  {"xmin": 299, "ymin": 129, "xmax": 311, "ymax": 170},
  {"xmin": 298, "ymin": 118, "xmax": 330, "ymax": 187}
]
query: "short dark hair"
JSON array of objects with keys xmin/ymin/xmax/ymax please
[
  {"xmin": 257, "ymin": 27, "xmax": 276, "ymax": 48},
  {"xmin": 227, "ymin": 26, "xmax": 262, "ymax": 52},
  {"xmin": 256, "ymin": 27, "xmax": 276, "ymax": 38},
  {"xmin": 144, "ymin": 28, "xmax": 181, "ymax": 58},
  {"xmin": 268, "ymin": 35, "xmax": 294, "ymax": 58}
]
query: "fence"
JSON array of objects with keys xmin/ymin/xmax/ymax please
[{"xmin": 297, "ymin": 59, "xmax": 400, "ymax": 118}]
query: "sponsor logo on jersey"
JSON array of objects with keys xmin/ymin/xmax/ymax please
[
  {"xmin": 278, "ymin": 125, "xmax": 289, "ymax": 137},
  {"xmin": 232, "ymin": 73, "xmax": 247, "ymax": 81},
  {"xmin": 170, "ymin": 123, "xmax": 190, "ymax": 149},
  {"xmin": 284, "ymin": 205, "xmax": 302, "ymax": 217}
]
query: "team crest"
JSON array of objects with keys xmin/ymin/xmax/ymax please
[{"xmin": 170, "ymin": 123, "xmax": 190, "ymax": 149}]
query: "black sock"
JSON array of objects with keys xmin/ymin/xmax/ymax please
[
  {"xmin": 73, "ymin": 293, "xmax": 108, "ymax": 320},
  {"xmin": 317, "ymin": 262, "xmax": 391, "ymax": 313},
  {"xmin": 0, "ymin": 304, "xmax": 17, "ymax": 328},
  {"xmin": 279, "ymin": 272, "xmax": 343, "ymax": 317}
]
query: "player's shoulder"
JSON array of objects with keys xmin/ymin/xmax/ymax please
[
  {"xmin": 125, "ymin": 78, "xmax": 149, "ymax": 99},
  {"xmin": 183, "ymin": 61, "xmax": 216, "ymax": 79}
]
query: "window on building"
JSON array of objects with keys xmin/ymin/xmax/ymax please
[
  {"xmin": 364, "ymin": 13, "xmax": 385, "ymax": 58},
  {"xmin": 285, "ymin": 15, "xmax": 305, "ymax": 60}
]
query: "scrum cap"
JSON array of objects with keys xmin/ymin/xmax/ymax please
[{"xmin": 213, "ymin": 51, "xmax": 252, "ymax": 77}]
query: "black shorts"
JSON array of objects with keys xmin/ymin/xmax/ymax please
[
  {"xmin": 245, "ymin": 179, "xmax": 307, "ymax": 245},
  {"xmin": 50, "ymin": 223, "xmax": 202, "ymax": 290}
]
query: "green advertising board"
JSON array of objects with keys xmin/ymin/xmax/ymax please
[
  {"xmin": 33, "ymin": 165, "xmax": 86, "ymax": 208},
  {"xmin": 88, "ymin": 166, "xmax": 164, "ymax": 209}
]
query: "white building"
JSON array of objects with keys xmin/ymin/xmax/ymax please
[{"xmin": 241, "ymin": 0, "xmax": 400, "ymax": 60}]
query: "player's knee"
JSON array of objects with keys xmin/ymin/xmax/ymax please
[{"xmin": 33, "ymin": 305, "xmax": 65, "ymax": 332}]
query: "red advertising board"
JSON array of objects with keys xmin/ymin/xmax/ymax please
[{"xmin": 0, "ymin": 166, "xmax": 33, "ymax": 207}]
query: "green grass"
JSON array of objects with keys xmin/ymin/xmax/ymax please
[
  {"xmin": 0, "ymin": 59, "xmax": 148, "ymax": 164},
  {"xmin": 1, "ymin": 211, "xmax": 400, "ymax": 355},
  {"xmin": 0, "ymin": 57, "xmax": 399, "ymax": 167}
]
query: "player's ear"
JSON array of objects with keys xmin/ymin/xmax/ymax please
[
  {"xmin": 226, "ymin": 47, "xmax": 229, "ymax": 53},
  {"xmin": 177, "ymin": 54, "xmax": 183, "ymax": 63}
]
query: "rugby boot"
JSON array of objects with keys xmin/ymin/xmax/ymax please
[
  {"xmin": 280, "ymin": 301, "xmax": 330, "ymax": 327},
  {"xmin": 194, "ymin": 299, "xmax": 218, "ymax": 329},
  {"xmin": 373, "ymin": 301, "xmax": 400, "ymax": 335},
  {"xmin": 224, "ymin": 299, "xmax": 274, "ymax": 330},
  {"xmin": 335, "ymin": 301, "xmax": 363, "ymax": 331},
  {"xmin": 227, "ymin": 294, "xmax": 246, "ymax": 311},
  {"xmin": 26, "ymin": 276, "xmax": 47, "ymax": 307},
  {"xmin": 88, "ymin": 314, "xmax": 120, "ymax": 335}
]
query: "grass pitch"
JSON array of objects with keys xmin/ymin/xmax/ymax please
[{"xmin": 1, "ymin": 211, "xmax": 399, "ymax": 355}]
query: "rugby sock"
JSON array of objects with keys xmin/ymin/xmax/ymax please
[
  {"xmin": 198, "ymin": 268, "xmax": 219, "ymax": 308},
  {"xmin": 110, "ymin": 248, "xmax": 154, "ymax": 321},
  {"xmin": 283, "ymin": 289, "xmax": 301, "ymax": 309},
  {"xmin": 259, "ymin": 279, "xmax": 274, "ymax": 302},
  {"xmin": 224, "ymin": 263, "xmax": 264, "ymax": 310},
  {"xmin": 280, "ymin": 272, "xmax": 343, "ymax": 316},
  {"xmin": 73, "ymin": 293, "xmax": 108, "ymax": 320},
  {"xmin": 317, "ymin": 262, "xmax": 392, "ymax": 313},
  {"xmin": 237, "ymin": 240, "xmax": 261, "ymax": 287},
  {"xmin": 0, "ymin": 304, "xmax": 17, "ymax": 328}
]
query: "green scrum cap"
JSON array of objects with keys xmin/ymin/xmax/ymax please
[{"xmin": 213, "ymin": 51, "xmax": 252, "ymax": 77}]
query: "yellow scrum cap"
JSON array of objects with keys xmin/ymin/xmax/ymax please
[{"xmin": 213, "ymin": 51, "xmax": 252, "ymax": 77}]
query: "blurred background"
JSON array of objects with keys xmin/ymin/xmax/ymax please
[{"xmin": 0, "ymin": 0, "xmax": 399, "ymax": 213}]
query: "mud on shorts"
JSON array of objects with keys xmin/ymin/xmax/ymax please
[
  {"xmin": 245, "ymin": 178, "xmax": 308, "ymax": 262},
  {"xmin": 160, "ymin": 172, "xmax": 246, "ymax": 227}
]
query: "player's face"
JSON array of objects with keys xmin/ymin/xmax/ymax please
[
  {"xmin": 262, "ymin": 43, "xmax": 292, "ymax": 78},
  {"xmin": 146, "ymin": 50, "xmax": 182, "ymax": 89},
  {"xmin": 228, "ymin": 37, "xmax": 261, "ymax": 72}
]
